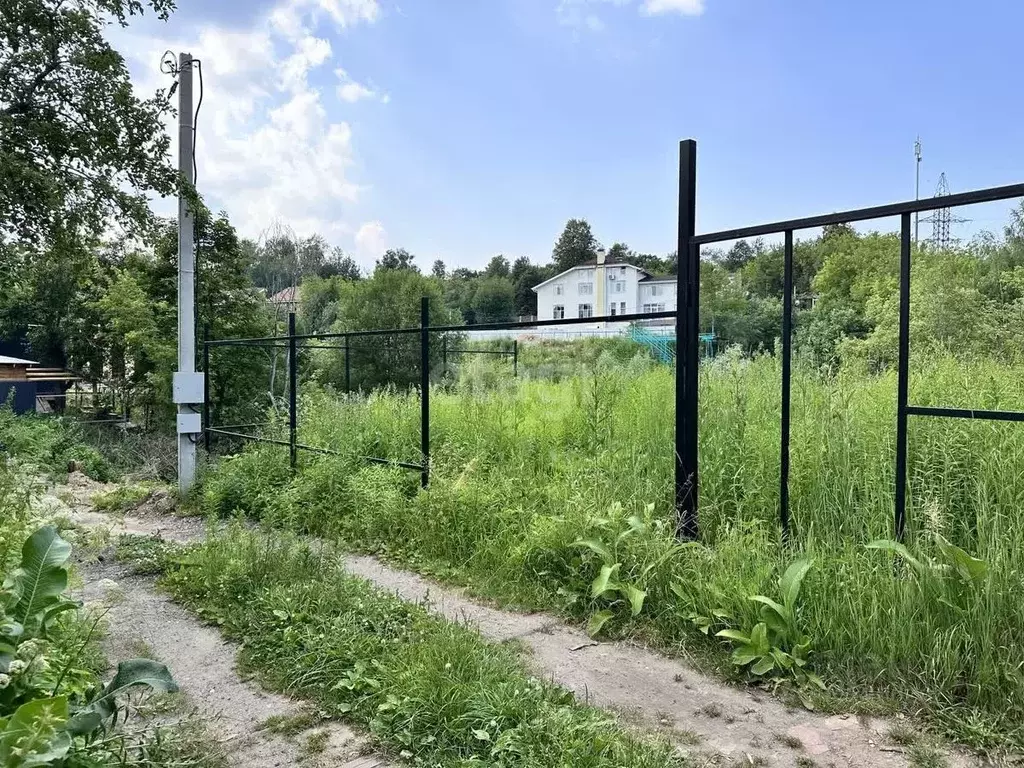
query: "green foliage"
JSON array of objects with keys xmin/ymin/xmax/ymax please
[
  {"xmin": 197, "ymin": 348, "xmax": 1024, "ymax": 749},
  {"xmin": 572, "ymin": 507, "xmax": 670, "ymax": 637},
  {"xmin": 159, "ymin": 528, "xmax": 685, "ymax": 768},
  {"xmin": 0, "ymin": 523, "xmax": 185, "ymax": 766},
  {"xmin": 90, "ymin": 484, "xmax": 153, "ymax": 513},
  {"xmin": 713, "ymin": 558, "xmax": 824, "ymax": 696},
  {"xmin": 551, "ymin": 218, "xmax": 599, "ymax": 272},
  {"xmin": 0, "ymin": 408, "xmax": 109, "ymax": 481},
  {"xmin": 471, "ymin": 275, "xmax": 516, "ymax": 322},
  {"xmin": 0, "ymin": 0, "xmax": 178, "ymax": 245}
]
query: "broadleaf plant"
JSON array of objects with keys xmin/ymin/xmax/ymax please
[{"xmin": 714, "ymin": 557, "xmax": 824, "ymax": 700}]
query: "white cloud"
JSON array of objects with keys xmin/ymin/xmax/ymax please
[
  {"xmin": 641, "ymin": 0, "xmax": 705, "ymax": 15},
  {"xmin": 355, "ymin": 220, "xmax": 388, "ymax": 262},
  {"xmin": 114, "ymin": 0, "xmax": 384, "ymax": 248},
  {"xmin": 557, "ymin": 0, "xmax": 704, "ymax": 32},
  {"xmin": 335, "ymin": 68, "xmax": 388, "ymax": 103}
]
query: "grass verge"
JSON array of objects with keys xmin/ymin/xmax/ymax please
[{"xmin": 141, "ymin": 526, "xmax": 691, "ymax": 768}]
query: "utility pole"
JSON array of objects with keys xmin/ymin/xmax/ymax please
[
  {"xmin": 173, "ymin": 52, "xmax": 201, "ymax": 493},
  {"xmin": 914, "ymin": 137, "xmax": 922, "ymax": 244}
]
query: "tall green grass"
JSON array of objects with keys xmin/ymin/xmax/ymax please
[{"xmin": 199, "ymin": 352, "xmax": 1024, "ymax": 750}]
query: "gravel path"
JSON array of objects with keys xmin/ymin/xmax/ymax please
[{"xmin": 49, "ymin": 472, "xmax": 990, "ymax": 768}]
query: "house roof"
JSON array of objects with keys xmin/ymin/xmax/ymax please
[
  {"xmin": 269, "ymin": 286, "xmax": 299, "ymax": 304},
  {"xmin": 0, "ymin": 355, "xmax": 38, "ymax": 366},
  {"xmin": 639, "ymin": 275, "xmax": 677, "ymax": 284},
  {"xmin": 531, "ymin": 261, "xmax": 650, "ymax": 292}
]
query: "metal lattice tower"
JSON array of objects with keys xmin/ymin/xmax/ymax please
[{"xmin": 921, "ymin": 173, "xmax": 969, "ymax": 250}]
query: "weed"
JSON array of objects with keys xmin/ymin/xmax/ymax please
[
  {"xmin": 907, "ymin": 741, "xmax": 950, "ymax": 768},
  {"xmin": 888, "ymin": 722, "xmax": 919, "ymax": 746},
  {"xmin": 777, "ymin": 732, "xmax": 804, "ymax": 749},
  {"xmin": 259, "ymin": 709, "xmax": 326, "ymax": 736},
  {"xmin": 795, "ymin": 758, "xmax": 818, "ymax": 768},
  {"xmin": 300, "ymin": 729, "xmax": 329, "ymax": 758},
  {"xmin": 92, "ymin": 483, "xmax": 154, "ymax": 512},
  {"xmin": 193, "ymin": 354, "xmax": 1024, "ymax": 750},
  {"xmin": 162, "ymin": 528, "xmax": 688, "ymax": 768},
  {"xmin": 713, "ymin": 557, "xmax": 825, "ymax": 699}
]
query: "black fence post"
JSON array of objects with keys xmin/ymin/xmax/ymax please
[
  {"xmin": 420, "ymin": 297, "xmax": 430, "ymax": 488},
  {"xmin": 513, "ymin": 339, "xmax": 519, "ymax": 377},
  {"xmin": 202, "ymin": 325, "xmax": 211, "ymax": 452},
  {"xmin": 894, "ymin": 213, "xmax": 912, "ymax": 541},
  {"xmin": 344, "ymin": 333, "xmax": 351, "ymax": 393},
  {"xmin": 288, "ymin": 312, "xmax": 297, "ymax": 470},
  {"xmin": 442, "ymin": 335, "xmax": 448, "ymax": 372},
  {"xmin": 780, "ymin": 231, "xmax": 794, "ymax": 542},
  {"xmin": 675, "ymin": 139, "xmax": 699, "ymax": 540}
]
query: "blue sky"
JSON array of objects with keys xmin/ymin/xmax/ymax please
[{"xmin": 118, "ymin": 0, "xmax": 1024, "ymax": 270}]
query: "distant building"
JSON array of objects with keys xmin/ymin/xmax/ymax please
[
  {"xmin": 268, "ymin": 286, "xmax": 300, "ymax": 311},
  {"xmin": 0, "ymin": 355, "xmax": 81, "ymax": 415},
  {"xmin": 531, "ymin": 251, "xmax": 676, "ymax": 322}
]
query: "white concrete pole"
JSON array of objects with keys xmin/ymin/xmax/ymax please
[{"xmin": 176, "ymin": 52, "xmax": 197, "ymax": 492}]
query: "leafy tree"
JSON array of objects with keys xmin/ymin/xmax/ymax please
[
  {"xmin": 607, "ymin": 242, "xmax": 631, "ymax": 262},
  {"xmin": 632, "ymin": 251, "xmax": 673, "ymax": 276},
  {"xmin": 510, "ymin": 258, "xmax": 547, "ymax": 318},
  {"xmin": 431, "ymin": 259, "xmax": 447, "ymax": 280},
  {"xmin": 319, "ymin": 248, "xmax": 362, "ymax": 281},
  {"xmin": 471, "ymin": 276, "xmax": 515, "ymax": 322},
  {"xmin": 444, "ymin": 268, "xmax": 480, "ymax": 325},
  {"xmin": 552, "ymin": 218, "xmax": 599, "ymax": 272},
  {"xmin": 722, "ymin": 240, "xmax": 757, "ymax": 271},
  {"xmin": 376, "ymin": 248, "xmax": 418, "ymax": 273},
  {"xmin": 0, "ymin": 0, "xmax": 178, "ymax": 245},
  {"xmin": 315, "ymin": 269, "xmax": 456, "ymax": 390},
  {"xmin": 484, "ymin": 255, "xmax": 511, "ymax": 279},
  {"xmin": 123, "ymin": 206, "xmax": 270, "ymax": 426}
]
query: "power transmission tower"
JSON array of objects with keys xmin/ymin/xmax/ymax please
[
  {"xmin": 914, "ymin": 137, "xmax": 922, "ymax": 244},
  {"xmin": 921, "ymin": 172, "xmax": 969, "ymax": 250}
]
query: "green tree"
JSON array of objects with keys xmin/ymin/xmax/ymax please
[
  {"xmin": 376, "ymin": 248, "xmax": 418, "ymax": 273},
  {"xmin": 471, "ymin": 276, "xmax": 515, "ymax": 322},
  {"xmin": 319, "ymin": 248, "xmax": 362, "ymax": 281},
  {"xmin": 0, "ymin": 0, "xmax": 178, "ymax": 244},
  {"xmin": 316, "ymin": 269, "xmax": 455, "ymax": 390},
  {"xmin": 484, "ymin": 255, "xmax": 511, "ymax": 279},
  {"xmin": 510, "ymin": 257, "xmax": 547, "ymax": 318},
  {"xmin": 552, "ymin": 218, "xmax": 598, "ymax": 272},
  {"xmin": 431, "ymin": 259, "xmax": 447, "ymax": 280}
]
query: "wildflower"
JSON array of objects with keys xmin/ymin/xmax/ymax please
[
  {"xmin": 7, "ymin": 660, "xmax": 27, "ymax": 676},
  {"xmin": 0, "ymin": 674, "xmax": 10, "ymax": 689}
]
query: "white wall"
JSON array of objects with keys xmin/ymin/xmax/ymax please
[{"xmin": 536, "ymin": 267, "xmax": 679, "ymax": 320}]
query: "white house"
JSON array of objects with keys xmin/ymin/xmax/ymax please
[{"xmin": 532, "ymin": 251, "xmax": 677, "ymax": 322}]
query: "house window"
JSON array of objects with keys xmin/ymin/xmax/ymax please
[
  {"xmin": 620, "ymin": 302, "xmax": 626, "ymax": 314},
  {"xmin": 553, "ymin": 304, "xmax": 565, "ymax": 320},
  {"xmin": 554, "ymin": 284, "xmax": 564, "ymax": 296},
  {"xmin": 578, "ymin": 282, "xmax": 593, "ymax": 295},
  {"xmin": 612, "ymin": 281, "xmax": 626, "ymax": 294},
  {"xmin": 610, "ymin": 304, "xmax": 617, "ymax": 316},
  {"xmin": 650, "ymin": 284, "xmax": 661, "ymax": 297},
  {"xmin": 642, "ymin": 303, "xmax": 666, "ymax": 314},
  {"xmin": 578, "ymin": 303, "xmax": 593, "ymax": 318}
]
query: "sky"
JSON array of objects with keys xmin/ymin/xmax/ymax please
[{"xmin": 113, "ymin": 0, "xmax": 1024, "ymax": 272}]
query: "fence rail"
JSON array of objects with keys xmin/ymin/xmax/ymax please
[{"xmin": 202, "ymin": 139, "xmax": 1024, "ymax": 544}]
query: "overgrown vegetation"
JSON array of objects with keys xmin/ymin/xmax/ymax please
[
  {"xmin": 197, "ymin": 349, "xmax": 1024, "ymax": 752},
  {"xmin": 148, "ymin": 526, "xmax": 689, "ymax": 768},
  {"xmin": 0, "ymin": 523, "xmax": 211, "ymax": 767}
]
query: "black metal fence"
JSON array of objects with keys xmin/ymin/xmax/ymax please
[{"xmin": 203, "ymin": 139, "xmax": 1024, "ymax": 544}]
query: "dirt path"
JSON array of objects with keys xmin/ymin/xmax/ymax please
[
  {"xmin": 48, "ymin": 473, "xmax": 986, "ymax": 768},
  {"xmin": 342, "ymin": 555, "xmax": 982, "ymax": 768},
  {"xmin": 45, "ymin": 475, "xmax": 392, "ymax": 768}
]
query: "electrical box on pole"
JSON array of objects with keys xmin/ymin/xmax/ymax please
[{"xmin": 176, "ymin": 52, "xmax": 200, "ymax": 492}]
